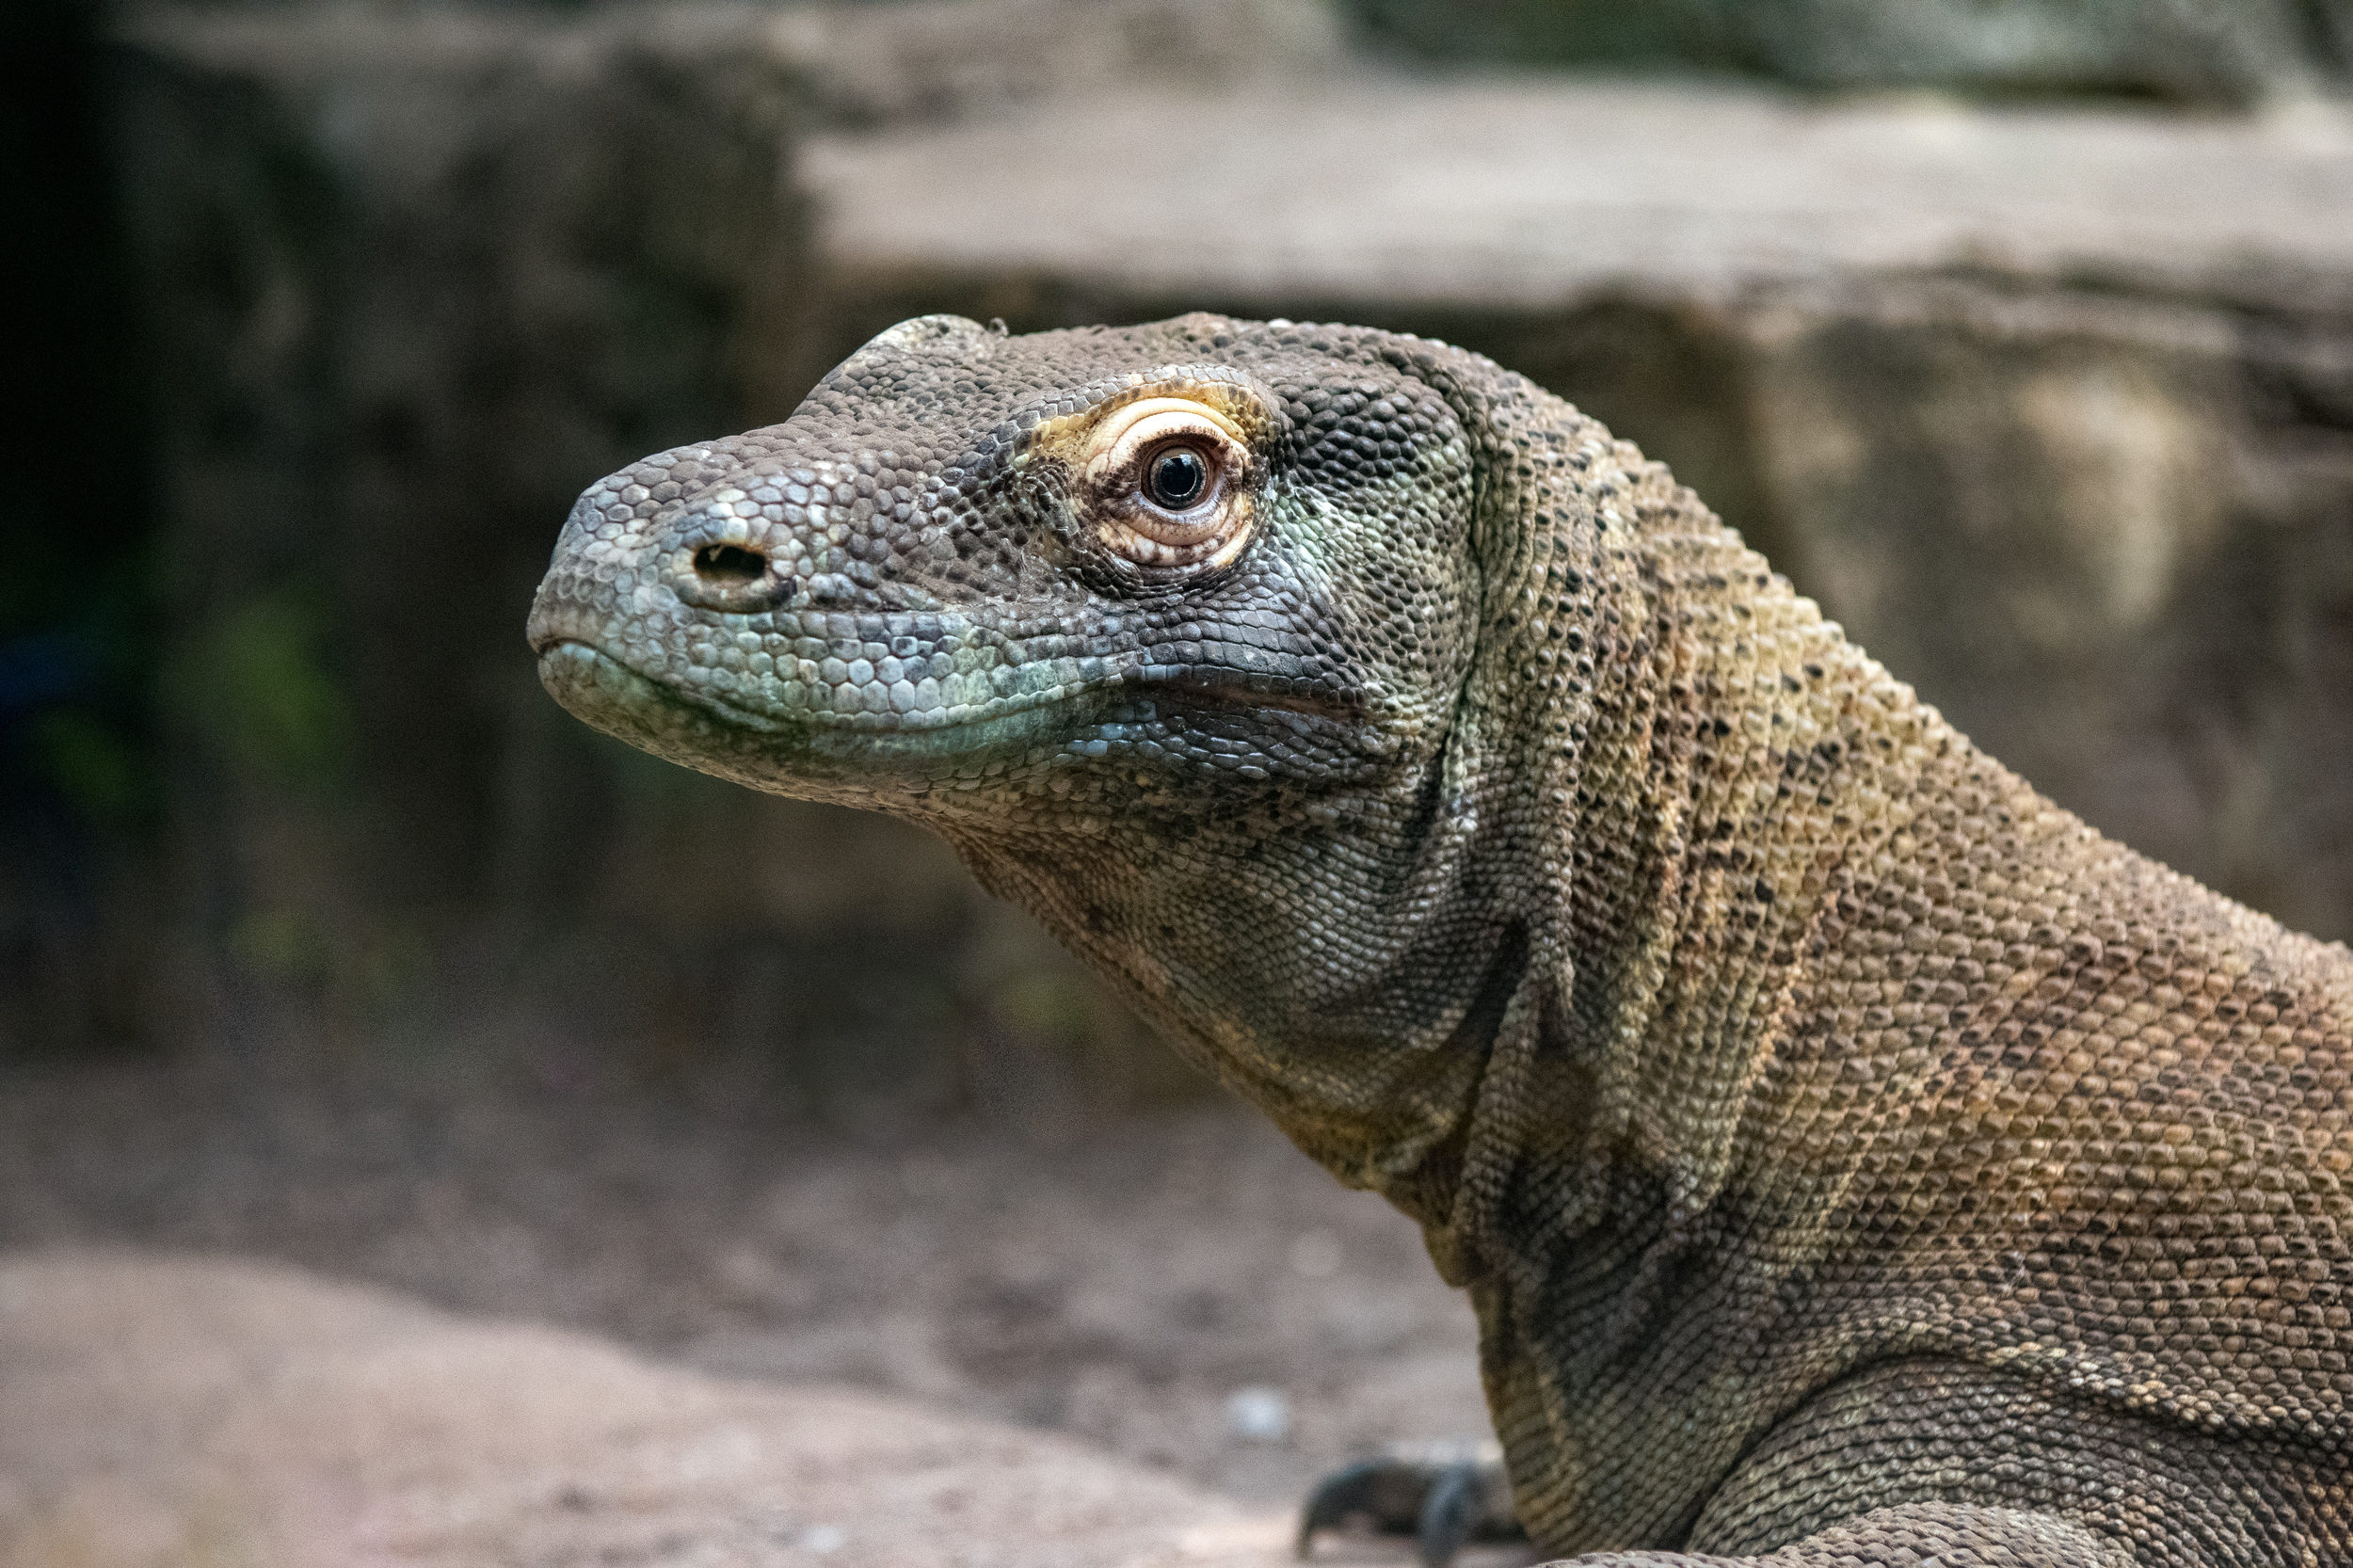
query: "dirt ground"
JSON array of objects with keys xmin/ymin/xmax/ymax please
[
  {"xmin": 3, "ymin": 1249, "xmax": 1305, "ymax": 1568},
  {"xmin": 0, "ymin": 1039, "xmax": 1502, "ymax": 1559}
]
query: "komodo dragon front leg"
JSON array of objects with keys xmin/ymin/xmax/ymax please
[
  {"xmin": 529, "ymin": 314, "xmax": 2353, "ymax": 1564},
  {"xmin": 1296, "ymin": 1438, "xmax": 1523, "ymax": 1563}
]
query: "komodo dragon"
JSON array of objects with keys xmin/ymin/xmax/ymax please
[{"xmin": 528, "ymin": 314, "xmax": 2353, "ymax": 1565}]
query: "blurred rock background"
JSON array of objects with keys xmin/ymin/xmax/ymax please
[
  {"xmin": 8, "ymin": 0, "xmax": 2353, "ymax": 1113},
  {"xmin": 1353, "ymin": 0, "xmax": 2353, "ymax": 105}
]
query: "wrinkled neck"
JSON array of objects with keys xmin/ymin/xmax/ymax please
[
  {"xmin": 1434, "ymin": 471, "xmax": 1961, "ymax": 1285},
  {"xmin": 949, "ymin": 736, "xmax": 1540, "ymax": 1224}
]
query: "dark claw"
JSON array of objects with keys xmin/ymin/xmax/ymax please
[
  {"xmin": 1298, "ymin": 1458, "xmax": 1422, "ymax": 1554},
  {"xmin": 1416, "ymin": 1460, "xmax": 1488, "ymax": 1568},
  {"xmin": 1296, "ymin": 1444, "xmax": 1524, "ymax": 1565}
]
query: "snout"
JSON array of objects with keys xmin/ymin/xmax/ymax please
[
  {"xmin": 525, "ymin": 480, "xmax": 826, "ymax": 663},
  {"xmin": 525, "ymin": 448, "xmax": 1008, "ymax": 743}
]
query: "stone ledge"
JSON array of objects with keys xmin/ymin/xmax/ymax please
[{"xmin": 807, "ymin": 80, "xmax": 2353, "ymax": 317}]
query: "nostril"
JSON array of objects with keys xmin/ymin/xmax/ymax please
[{"xmin": 692, "ymin": 542, "xmax": 768, "ymax": 585}]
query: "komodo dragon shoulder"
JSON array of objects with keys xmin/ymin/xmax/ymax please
[{"xmin": 530, "ymin": 314, "xmax": 2353, "ymax": 1566}]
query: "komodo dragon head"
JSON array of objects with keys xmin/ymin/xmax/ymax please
[{"xmin": 527, "ymin": 312, "xmax": 1874, "ymax": 1247}]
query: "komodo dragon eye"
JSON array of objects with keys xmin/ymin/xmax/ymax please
[
  {"xmin": 1144, "ymin": 444, "xmax": 1209, "ymax": 510},
  {"xmin": 1074, "ymin": 395, "xmax": 1259, "ymax": 573}
]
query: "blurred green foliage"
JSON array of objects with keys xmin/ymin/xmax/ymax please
[
  {"xmin": 25, "ymin": 711, "xmax": 152, "ymax": 827},
  {"xmin": 165, "ymin": 586, "xmax": 354, "ymax": 792},
  {"xmin": 227, "ymin": 905, "xmax": 339, "ymax": 990}
]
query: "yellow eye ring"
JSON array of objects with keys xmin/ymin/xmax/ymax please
[{"xmin": 1079, "ymin": 398, "xmax": 1257, "ymax": 570}]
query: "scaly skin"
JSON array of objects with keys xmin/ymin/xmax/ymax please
[{"xmin": 528, "ymin": 315, "xmax": 2353, "ymax": 1565}]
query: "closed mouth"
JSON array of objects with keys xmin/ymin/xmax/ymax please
[
  {"xmin": 534, "ymin": 639, "xmax": 1367, "ymax": 740},
  {"xmin": 535, "ymin": 640, "xmax": 790, "ymax": 733}
]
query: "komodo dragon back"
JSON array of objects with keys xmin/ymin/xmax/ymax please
[{"xmin": 529, "ymin": 314, "xmax": 2353, "ymax": 1565}]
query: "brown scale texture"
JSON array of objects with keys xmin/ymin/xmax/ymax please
[{"xmin": 530, "ymin": 314, "xmax": 2353, "ymax": 1565}]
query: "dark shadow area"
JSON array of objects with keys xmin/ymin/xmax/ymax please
[{"xmin": 0, "ymin": 0, "xmax": 167, "ymax": 1058}]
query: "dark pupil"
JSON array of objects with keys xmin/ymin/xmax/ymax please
[{"xmin": 1145, "ymin": 447, "xmax": 1209, "ymax": 510}]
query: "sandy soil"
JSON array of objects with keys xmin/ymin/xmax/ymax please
[
  {"xmin": 0, "ymin": 1043, "xmax": 1505, "ymax": 1560},
  {"xmin": 2, "ymin": 1249, "xmax": 1309, "ymax": 1568}
]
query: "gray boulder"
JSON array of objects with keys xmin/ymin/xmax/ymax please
[{"xmin": 113, "ymin": 8, "xmax": 808, "ymax": 1053}]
